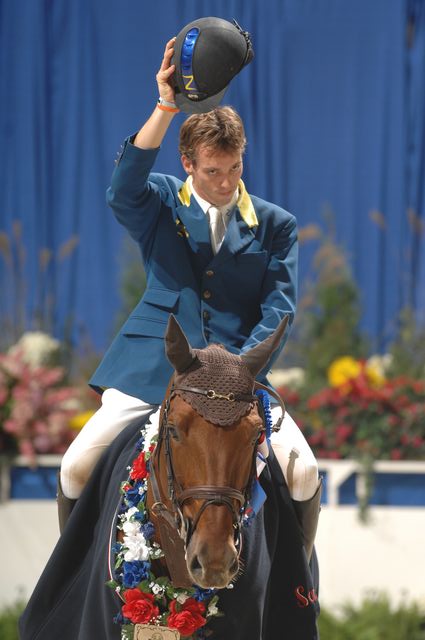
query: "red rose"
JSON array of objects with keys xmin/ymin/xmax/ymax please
[
  {"xmin": 130, "ymin": 452, "xmax": 148, "ymax": 480},
  {"xmin": 167, "ymin": 598, "xmax": 206, "ymax": 637},
  {"xmin": 122, "ymin": 589, "xmax": 159, "ymax": 624}
]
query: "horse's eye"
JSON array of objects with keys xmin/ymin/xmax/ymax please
[{"xmin": 167, "ymin": 424, "xmax": 180, "ymax": 440}]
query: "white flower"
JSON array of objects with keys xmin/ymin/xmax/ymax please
[
  {"xmin": 366, "ymin": 353, "xmax": 393, "ymax": 377},
  {"xmin": 207, "ymin": 603, "xmax": 218, "ymax": 616},
  {"xmin": 122, "ymin": 520, "xmax": 141, "ymax": 536},
  {"xmin": 124, "ymin": 506, "xmax": 138, "ymax": 520},
  {"xmin": 123, "ymin": 532, "xmax": 150, "ymax": 561},
  {"xmin": 9, "ymin": 331, "xmax": 61, "ymax": 367},
  {"xmin": 268, "ymin": 367, "xmax": 305, "ymax": 389},
  {"xmin": 149, "ymin": 583, "xmax": 164, "ymax": 595},
  {"xmin": 176, "ymin": 593, "xmax": 190, "ymax": 604},
  {"xmin": 143, "ymin": 409, "xmax": 160, "ymax": 452}
]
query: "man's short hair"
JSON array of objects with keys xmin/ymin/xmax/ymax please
[{"xmin": 178, "ymin": 106, "xmax": 246, "ymax": 162}]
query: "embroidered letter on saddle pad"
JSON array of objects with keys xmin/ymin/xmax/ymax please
[{"xmin": 134, "ymin": 624, "xmax": 180, "ymax": 640}]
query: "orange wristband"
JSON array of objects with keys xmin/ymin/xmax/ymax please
[{"xmin": 157, "ymin": 98, "xmax": 179, "ymax": 113}]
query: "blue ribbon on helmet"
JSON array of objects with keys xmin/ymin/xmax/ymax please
[{"xmin": 181, "ymin": 27, "xmax": 200, "ymax": 96}]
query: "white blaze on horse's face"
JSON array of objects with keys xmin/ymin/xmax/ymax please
[{"xmin": 166, "ymin": 396, "xmax": 264, "ymax": 589}]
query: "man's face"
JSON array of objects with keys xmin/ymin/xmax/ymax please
[{"xmin": 181, "ymin": 145, "xmax": 243, "ymax": 207}]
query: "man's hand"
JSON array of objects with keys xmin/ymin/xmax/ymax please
[
  {"xmin": 133, "ymin": 38, "xmax": 179, "ymax": 150},
  {"xmin": 156, "ymin": 37, "xmax": 177, "ymax": 103}
]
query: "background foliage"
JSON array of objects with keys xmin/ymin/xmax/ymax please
[{"xmin": 2, "ymin": 594, "xmax": 424, "ymax": 640}]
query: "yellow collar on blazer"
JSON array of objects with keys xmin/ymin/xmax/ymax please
[{"xmin": 178, "ymin": 178, "xmax": 258, "ymax": 228}]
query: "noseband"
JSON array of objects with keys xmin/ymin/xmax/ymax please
[{"xmin": 149, "ymin": 383, "xmax": 260, "ymax": 551}]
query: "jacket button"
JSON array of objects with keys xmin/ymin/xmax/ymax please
[
  {"xmin": 203, "ymin": 290, "xmax": 211, "ymax": 299},
  {"xmin": 203, "ymin": 310, "xmax": 210, "ymax": 321},
  {"xmin": 205, "ymin": 270, "xmax": 214, "ymax": 277}
]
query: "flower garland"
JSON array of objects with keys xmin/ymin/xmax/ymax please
[{"xmin": 107, "ymin": 420, "xmax": 222, "ymax": 640}]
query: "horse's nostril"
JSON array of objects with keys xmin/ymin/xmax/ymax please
[{"xmin": 190, "ymin": 555, "xmax": 202, "ymax": 573}]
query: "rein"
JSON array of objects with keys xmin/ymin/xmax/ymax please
[
  {"xmin": 149, "ymin": 384, "xmax": 252, "ymax": 551},
  {"xmin": 148, "ymin": 381, "xmax": 285, "ymax": 555}
]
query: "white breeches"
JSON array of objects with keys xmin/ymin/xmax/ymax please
[
  {"xmin": 60, "ymin": 389, "xmax": 157, "ymax": 499},
  {"xmin": 60, "ymin": 388, "xmax": 318, "ymax": 502},
  {"xmin": 269, "ymin": 405, "xmax": 319, "ymax": 501}
]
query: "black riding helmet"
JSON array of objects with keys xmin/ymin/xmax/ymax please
[{"xmin": 172, "ymin": 17, "xmax": 254, "ymax": 114}]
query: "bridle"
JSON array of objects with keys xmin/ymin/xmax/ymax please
[
  {"xmin": 148, "ymin": 380, "xmax": 285, "ymax": 552},
  {"xmin": 149, "ymin": 383, "xmax": 257, "ymax": 551}
]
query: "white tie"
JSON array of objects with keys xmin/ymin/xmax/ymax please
[{"xmin": 208, "ymin": 206, "xmax": 226, "ymax": 254}]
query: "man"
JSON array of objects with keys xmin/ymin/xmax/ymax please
[{"xmin": 59, "ymin": 37, "xmax": 320, "ymax": 558}]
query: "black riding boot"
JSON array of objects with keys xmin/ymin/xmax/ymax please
[
  {"xmin": 56, "ymin": 473, "xmax": 77, "ymax": 534},
  {"xmin": 292, "ymin": 478, "xmax": 322, "ymax": 563}
]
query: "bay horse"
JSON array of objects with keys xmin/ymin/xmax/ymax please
[
  {"xmin": 150, "ymin": 315, "xmax": 288, "ymax": 585},
  {"xmin": 19, "ymin": 314, "xmax": 319, "ymax": 640},
  {"xmin": 111, "ymin": 314, "xmax": 288, "ymax": 636}
]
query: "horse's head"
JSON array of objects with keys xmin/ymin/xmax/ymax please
[{"xmin": 151, "ymin": 315, "xmax": 287, "ymax": 589}]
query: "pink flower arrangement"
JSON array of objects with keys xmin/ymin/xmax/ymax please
[{"xmin": 0, "ymin": 349, "xmax": 79, "ymax": 462}]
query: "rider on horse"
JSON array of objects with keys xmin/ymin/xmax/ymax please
[
  {"xmin": 20, "ymin": 18, "xmax": 322, "ymax": 640},
  {"xmin": 59, "ymin": 23, "xmax": 321, "ymax": 562}
]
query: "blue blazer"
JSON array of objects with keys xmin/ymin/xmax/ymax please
[{"xmin": 89, "ymin": 137, "xmax": 298, "ymax": 404}]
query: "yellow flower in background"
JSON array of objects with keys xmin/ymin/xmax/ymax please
[
  {"xmin": 327, "ymin": 356, "xmax": 362, "ymax": 387},
  {"xmin": 328, "ymin": 355, "xmax": 387, "ymax": 389},
  {"xmin": 69, "ymin": 410, "xmax": 95, "ymax": 431}
]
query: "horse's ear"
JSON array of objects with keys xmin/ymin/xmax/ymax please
[
  {"xmin": 240, "ymin": 315, "xmax": 289, "ymax": 378},
  {"xmin": 165, "ymin": 314, "xmax": 198, "ymax": 373}
]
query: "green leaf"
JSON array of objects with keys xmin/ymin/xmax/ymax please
[{"xmin": 105, "ymin": 579, "xmax": 118, "ymax": 590}]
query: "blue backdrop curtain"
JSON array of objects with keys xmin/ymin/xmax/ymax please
[
  {"xmin": 1, "ymin": 0, "xmax": 424, "ymax": 354},
  {"xmin": 406, "ymin": 0, "xmax": 425, "ymax": 322}
]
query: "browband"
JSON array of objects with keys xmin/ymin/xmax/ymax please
[
  {"xmin": 172, "ymin": 385, "xmax": 257, "ymax": 403},
  {"xmin": 172, "ymin": 382, "xmax": 286, "ymax": 432}
]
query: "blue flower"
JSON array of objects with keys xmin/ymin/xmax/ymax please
[
  {"xmin": 141, "ymin": 521, "xmax": 155, "ymax": 540},
  {"xmin": 125, "ymin": 482, "xmax": 144, "ymax": 507},
  {"xmin": 193, "ymin": 587, "xmax": 216, "ymax": 601},
  {"xmin": 135, "ymin": 436, "xmax": 145, "ymax": 451},
  {"xmin": 122, "ymin": 560, "xmax": 151, "ymax": 588},
  {"xmin": 111, "ymin": 542, "xmax": 122, "ymax": 554}
]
